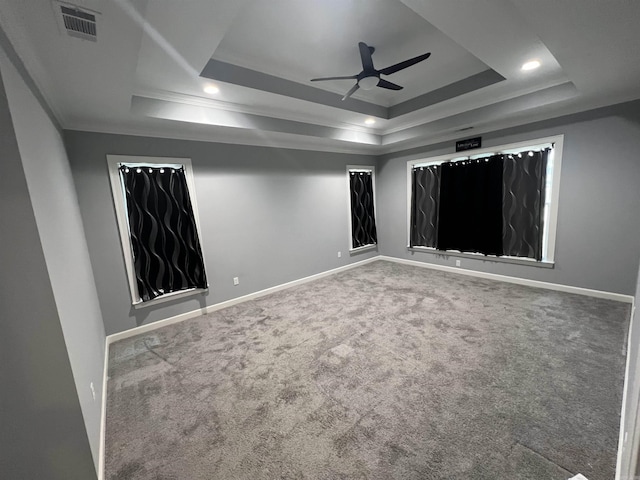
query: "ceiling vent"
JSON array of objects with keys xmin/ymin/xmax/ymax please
[{"xmin": 56, "ymin": 2, "xmax": 97, "ymax": 41}]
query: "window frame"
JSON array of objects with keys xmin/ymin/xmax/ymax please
[
  {"xmin": 107, "ymin": 155, "xmax": 209, "ymax": 307},
  {"xmin": 405, "ymin": 134, "xmax": 564, "ymax": 268},
  {"xmin": 347, "ymin": 164, "xmax": 378, "ymax": 253}
]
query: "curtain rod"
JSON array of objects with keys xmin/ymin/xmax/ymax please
[{"xmin": 412, "ymin": 142, "xmax": 553, "ymax": 169}]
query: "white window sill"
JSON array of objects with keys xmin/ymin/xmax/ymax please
[
  {"xmin": 407, "ymin": 246, "xmax": 554, "ymax": 269},
  {"xmin": 132, "ymin": 287, "xmax": 208, "ymax": 309},
  {"xmin": 350, "ymin": 243, "xmax": 378, "ymax": 254}
]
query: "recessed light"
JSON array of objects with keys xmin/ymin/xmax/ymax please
[
  {"xmin": 521, "ymin": 60, "xmax": 541, "ymax": 71},
  {"xmin": 364, "ymin": 118, "xmax": 376, "ymax": 125},
  {"xmin": 203, "ymin": 84, "xmax": 219, "ymax": 94}
]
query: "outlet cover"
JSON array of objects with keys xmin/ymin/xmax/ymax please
[
  {"xmin": 233, "ymin": 277, "xmax": 239, "ymax": 286},
  {"xmin": 455, "ymin": 260, "xmax": 461, "ymax": 267},
  {"xmin": 338, "ymin": 251, "xmax": 342, "ymax": 258}
]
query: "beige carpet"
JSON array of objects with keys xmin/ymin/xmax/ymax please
[{"xmin": 106, "ymin": 260, "xmax": 629, "ymax": 479}]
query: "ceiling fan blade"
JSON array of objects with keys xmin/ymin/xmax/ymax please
[
  {"xmin": 358, "ymin": 42, "xmax": 375, "ymax": 72},
  {"xmin": 377, "ymin": 78, "xmax": 403, "ymax": 90},
  {"xmin": 310, "ymin": 75, "xmax": 358, "ymax": 82},
  {"xmin": 378, "ymin": 52, "xmax": 431, "ymax": 76},
  {"xmin": 342, "ymin": 83, "xmax": 360, "ymax": 101}
]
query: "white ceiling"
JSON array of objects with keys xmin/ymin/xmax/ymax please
[{"xmin": 1, "ymin": 0, "xmax": 639, "ymax": 155}]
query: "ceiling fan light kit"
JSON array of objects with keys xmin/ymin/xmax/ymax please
[
  {"xmin": 358, "ymin": 76, "xmax": 379, "ymax": 90},
  {"xmin": 311, "ymin": 41, "xmax": 431, "ymax": 101}
]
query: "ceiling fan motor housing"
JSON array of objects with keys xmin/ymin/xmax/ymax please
[{"xmin": 358, "ymin": 76, "xmax": 379, "ymax": 90}]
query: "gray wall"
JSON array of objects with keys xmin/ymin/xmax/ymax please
[
  {"xmin": 377, "ymin": 100, "xmax": 640, "ymax": 295},
  {"xmin": 65, "ymin": 131, "xmax": 379, "ymax": 335},
  {"xmin": 0, "ymin": 47, "xmax": 106, "ymax": 468},
  {"xmin": 0, "ymin": 51, "xmax": 97, "ymax": 480}
]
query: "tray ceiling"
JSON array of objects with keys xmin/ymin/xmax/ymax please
[{"xmin": 1, "ymin": 0, "xmax": 639, "ymax": 154}]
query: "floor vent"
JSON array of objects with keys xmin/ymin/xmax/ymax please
[{"xmin": 57, "ymin": 3, "xmax": 97, "ymax": 41}]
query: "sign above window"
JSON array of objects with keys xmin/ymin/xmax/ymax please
[{"xmin": 456, "ymin": 136, "xmax": 482, "ymax": 152}]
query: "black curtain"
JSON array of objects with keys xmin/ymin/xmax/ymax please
[
  {"xmin": 437, "ymin": 155, "xmax": 504, "ymax": 256},
  {"xmin": 349, "ymin": 171, "xmax": 377, "ymax": 248},
  {"xmin": 120, "ymin": 166, "xmax": 207, "ymax": 302},
  {"xmin": 410, "ymin": 165, "xmax": 440, "ymax": 248},
  {"xmin": 502, "ymin": 149, "xmax": 549, "ymax": 260}
]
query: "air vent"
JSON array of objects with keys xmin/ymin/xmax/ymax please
[{"xmin": 57, "ymin": 3, "xmax": 97, "ymax": 41}]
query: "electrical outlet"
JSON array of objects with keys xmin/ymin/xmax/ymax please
[
  {"xmin": 337, "ymin": 251, "xmax": 342, "ymax": 258},
  {"xmin": 90, "ymin": 382, "xmax": 96, "ymax": 401},
  {"xmin": 455, "ymin": 260, "xmax": 461, "ymax": 267},
  {"xmin": 233, "ymin": 277, "xmax": 239, "ymax": 286}
]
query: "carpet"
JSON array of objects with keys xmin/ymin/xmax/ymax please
[{"xmin": 105, "ymin": 260, "xmax": 630, "ymax": 479}]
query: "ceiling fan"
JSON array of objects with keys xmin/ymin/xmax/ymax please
[{"xmin": 311, "ymin": 42, "xmax": 431, "ymax": 101}]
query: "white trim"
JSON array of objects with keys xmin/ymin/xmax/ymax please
[
  {"xmin": 350, "ymin": 244, "xmax": 378, "ymax": 254},
  {"xmin": 616, "ymin": 296, "xmax": 633, "ymax": 479},
  {"xmin": 545, "ymin": 136, "xmax": 563, "ymax": 262},
  {"xmin": 106, "ymin": 156, "xmax": 209, "ymax": 306},
  {"xmin": 408, "ymin": 246, "xmax": 554, "ymax": 269},
  {"xmin": 106, "ymin": 256, "xmax": 380, "ymax": 345},
  {"xmin": 379, "ymin": 256, "xmax": 634, "ymax": 304},
  {"xmin": 618, "ymin": 298, "xmax": 640, "ymax": 480},
  {"xmin": 133, "ymin": 88, "xmax": 378, "ymax": 136},
  {"xmin": 629, "ymin": 380, "xmax": 640, "ymax": 480},
  {"xmin": 107, "ymin": 156, "xmax": 137, "ymax": 304},
  {"xmin": 131, "ymin": 287, "xmax": 207, "ymax": 309},
  {"xmin": 346, "ymin": 164, "xmax": 378, "ymax": 252},
  {"xmin": 405, "ymin": 134, "xmax": 564, "ymax": 265},
  {"xmin": 406, "ymin": 158, "xmax": 413, "ymax": 247},
  {"xmin": 106, "ymin": 305, "xmax": 207, "ymax": 346},
  {"xmin": 64, "ymin": 124, "xmax": 377, "ymax": 156},
  {"xmin": 97, "ymin": 336, "xmax": 109, "ymax": 480},
  {"xmin": 347, "ymin": 166, "xmax": 377, "ymax": 173}
]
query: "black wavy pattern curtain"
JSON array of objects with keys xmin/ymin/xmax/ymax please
[
  {"xmin": 349, "ymin": 171, "xmax": 377, "ymax": 248},
  {"xmin": 502, "ymin": 149, "xmax": 549, "ymax": 260},
  {"xmin": 120, "ymin": 166, "xmax": 207, "ymax": 302},
  {"xmin": 437, "ymin": 155, "xmax": 504, "ymax": 255},
  {"xmin": 410, "ymin": 165, "xmax": 440, "ymax": 248}
]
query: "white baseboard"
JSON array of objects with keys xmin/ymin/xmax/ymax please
[
  {"xmin": 617, "ymin": 300, "xmax": 638, "ymax": 480},
  {"xmin": 97, "ymin": 336, "xmax": 109, "ymax": 480},
  {"xmin": 106, "ymin": 306, "xmax": 208, "ymax": 346},
  {"xmin": 106, "ymin": 255, "xmax": 633, "ymax": 347},
  {"xmin": 106, "ymin": 256, "xmax": 380, "ymax": 346},
  {"xmin": 379, "ymin": 256, "xmax": 634, "ymax": 304}
]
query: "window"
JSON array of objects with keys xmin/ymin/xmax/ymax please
[
  {"xmin": 407, "ymin": 135, "xmax": 563, "ymax": 266},
  {"xmin": 347, "ymin": 165, "xmax": 378, "ymax": 251},
  {"xmin": 107, "ymin": 155, "xmax": 208, "ymax": 306}
]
